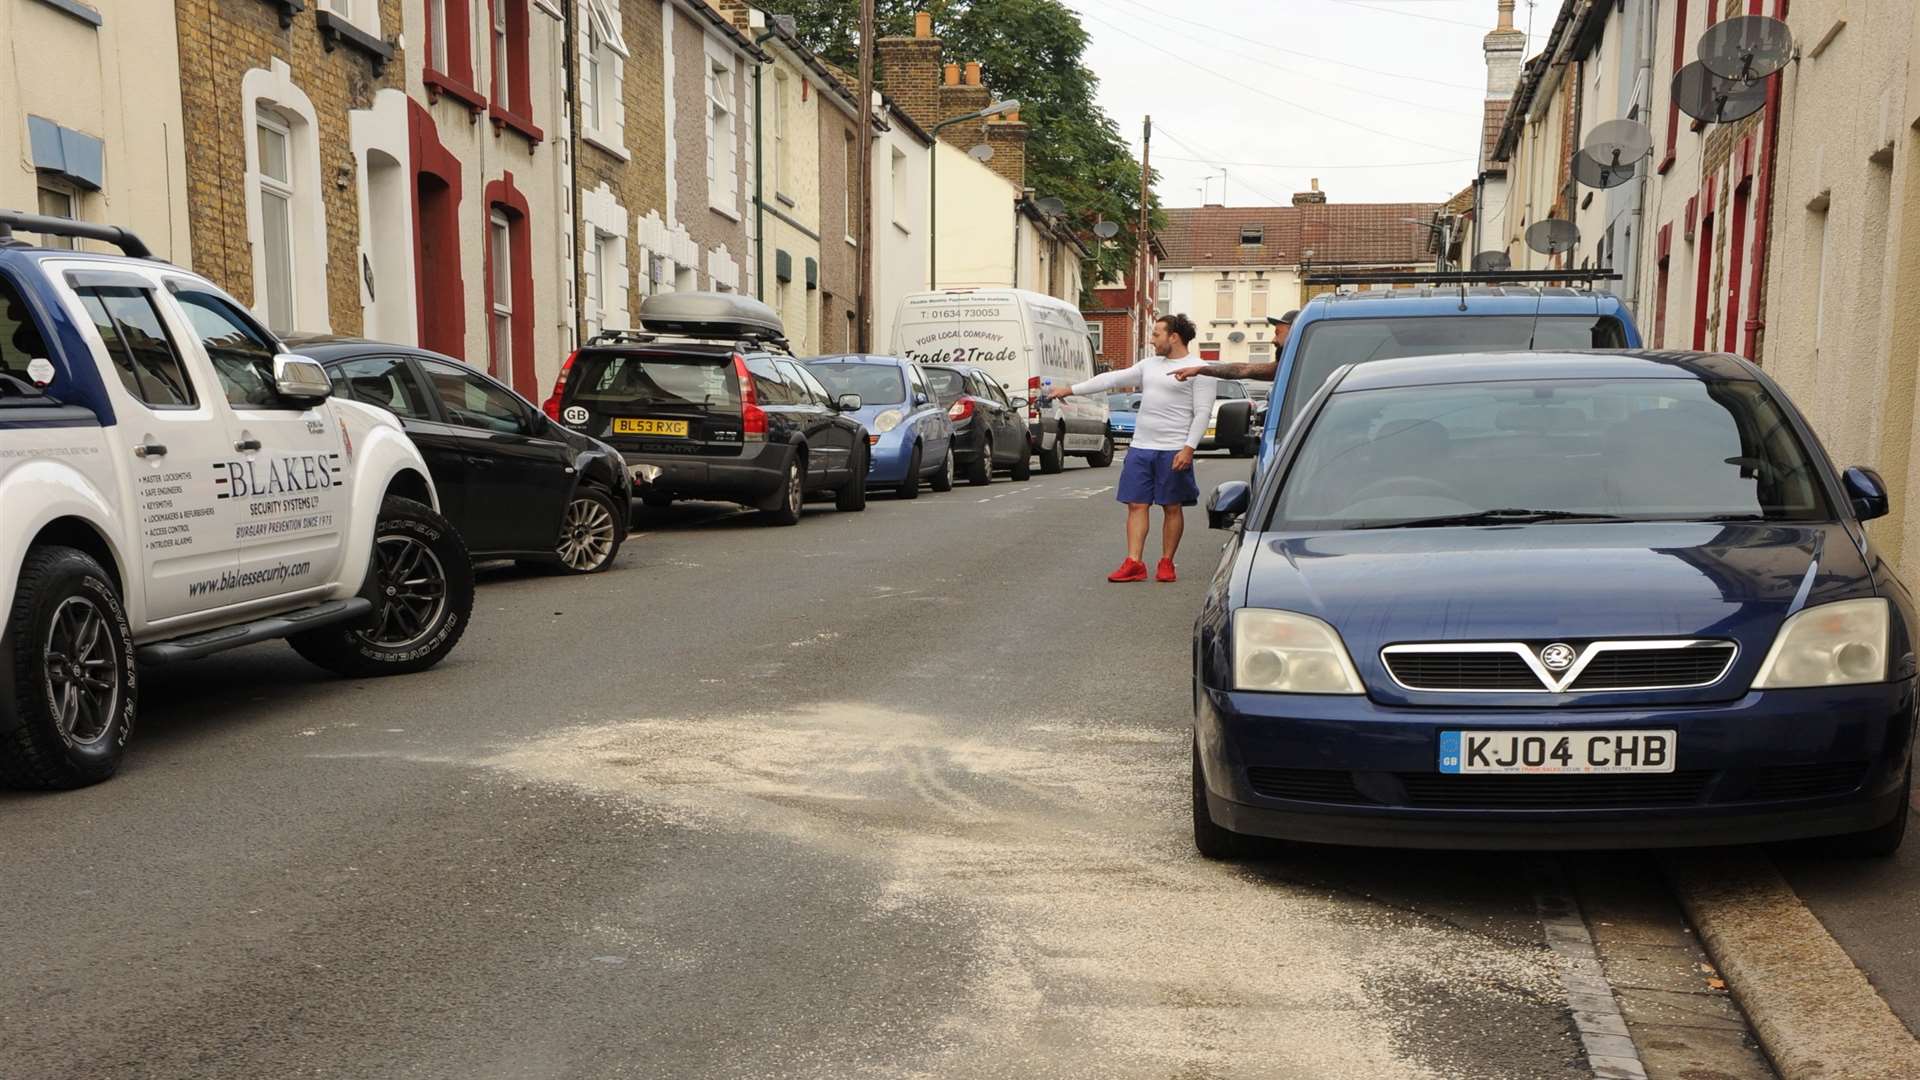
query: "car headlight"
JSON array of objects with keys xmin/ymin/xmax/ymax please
[
  {"xmin": 1233, "ymin": 609, "xmax": 1365, "ymax": 694},
  {"xmin": 873, "ymin": 410, "xmax": 903, "ymax": 434},
  {"xmin": 1752, "ymin": 598, "xmax": 1890, "ymax": 689}
]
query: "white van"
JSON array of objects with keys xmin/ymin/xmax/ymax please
[{"xmin": 893, "ymin": 288, "xmax": 1112, "ymax": 473}]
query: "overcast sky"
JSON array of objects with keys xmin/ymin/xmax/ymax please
[{"xmin": 1072, "ymin": 0, "xmax": 1554, "ymax": 208}]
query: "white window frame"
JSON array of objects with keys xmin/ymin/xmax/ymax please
[
  {"xmin": 1250, "ymin": 277, "xmax": 1270, "ymax": 319},
  {"xmin": 580, "ymin": 0, "xmax": 628, "ymax": 157},
  {"xmin": 890, "ymin": 146, "xmax": 908, "ymax": 231},
  {"xmin": 844, "ymin": 132, "xmax": 857, "ymax": 246},
  {"xmin": 705, "ymin": 45, "xmax": 739, "ymax": 216},
  {"xmin": 771, "ymin": 69, "xmax": 788, "ymax": 198},
  {"xmin": 1214, "ymin": 277, "xmax": 1235, "ymax": 319},
  {"xmin": 321, "ymin": 0, "xmax": 381, "ymax": 38},
  {"xmin": 256, "ymin": 109, "xmax": 299, "ymax": 333},
  {"xmin": 426, "ymin": 0, "xmax": 448, "ymax": 70},
  {"xmin": 490, "ymin": 210, "xmax": 513, "ymax": 380},
  {"xmin": 492, "ymin": 0, "xmax": 510, "ymax": 103},
  {"xmin": 1087, "ymin": 323, "xmax": 1103, "ymax": 356},
  {"xmin": 35, "ymin": 179, "xmax": 79, "ymax": 250}
]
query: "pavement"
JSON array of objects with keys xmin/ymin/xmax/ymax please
[{"xmin": 0, "ymin": 452, "xmax": 1821, "ymax": 1080}]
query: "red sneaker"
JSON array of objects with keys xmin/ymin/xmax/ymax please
[
  {"xmin": 1156, "ymin": 559, "xmax": 1177, "ymax": 583},
  {"xmin": 1108, "ymin": 558, "xmax": 1148, "ymax": 583}
]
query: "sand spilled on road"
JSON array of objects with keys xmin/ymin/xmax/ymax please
[{"xmin": 487, "ymin": 704, "xmax": 1566, "ymax": 1080}]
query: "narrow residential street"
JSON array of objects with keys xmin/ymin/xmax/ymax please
[{"xmin": 0, "ymin": 456, "xmax": 1749, "ymax": 1080}]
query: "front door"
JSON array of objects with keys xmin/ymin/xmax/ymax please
[
  {"xmin": 417, "ymin": 357, "xmax": 573, "ymax": 555},
  {"xmin": 64, "ymin": 271, "xmax": 240, "ymax": 624},
  {"xmin": 167, "ymin": 284, "xmax": 348, "ymax": 607}
]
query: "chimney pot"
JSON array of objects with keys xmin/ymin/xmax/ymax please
[
  {"xmin": 915, "ymin": 10, "xmax": 931, "ymax": 38},
  {"xmin": 1006, "ymin": 109, "xmax": 1019, "ymax": 123},
  {"xmin": 943, "ymin": 63, "xmax": 960, "ymax": 86},
  {"xmin": 964, "ymin": 61, "xmax": 982, "ymax": 86},
  {"xmin": 1496, "ymin": 0, "xmax": 1515, "ymax": 31}
]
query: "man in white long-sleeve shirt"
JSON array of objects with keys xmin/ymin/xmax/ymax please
[{"xmin": 1046, "ymin": 313, "xmax": 1217, "ymax": 582}]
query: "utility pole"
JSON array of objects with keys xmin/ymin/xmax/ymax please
[
  {"xmin": 1132, "ymin": 115, "xmax": 1152, "ymax": 363},
  {"xmin": 854, "ymin": 0, "xmax": 876, "ymax": 352}
]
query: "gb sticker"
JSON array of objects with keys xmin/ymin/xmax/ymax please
[{"xmin": 562, "ymin": 405, "xmax": 589, "ymax": 425}]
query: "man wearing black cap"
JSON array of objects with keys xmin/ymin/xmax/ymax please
[{"xmin": 1169, "ymin": 309, "xmax": 1296, "ymax": 383}]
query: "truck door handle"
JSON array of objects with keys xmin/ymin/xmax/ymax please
[
  {"xmin": 134, "ymin": 442, "xmax": 167, "ymax": 459},
  {"xmin": 234, "ymin": 438, "xmax": 262, "ymax": 452}
]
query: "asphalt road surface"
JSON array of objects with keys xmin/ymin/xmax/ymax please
[{"xmin": 3, "ymin": 455, "xmax": 1744, "ymax": 1080}]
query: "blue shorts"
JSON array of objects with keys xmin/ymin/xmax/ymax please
[{"xmin": 1116, "ymin": 448, "xmax": 1200, "ymax": 506}]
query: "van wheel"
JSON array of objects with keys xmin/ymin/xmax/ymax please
[
  {"xmin": 1192, "ymin": 737, "xmax": 1248, "ymax": 861},
  {"xmin": 1831, "ymin": 766, "xmax": 1911, "ymax": 857},
  {"xmin": 291, "ymin": 497, "xmax": 473, "ymax": 677},
  {"xmin": 968, "ymin": 438, "xmax": 994, "ymax": 486},
  {"xmin": 835, "ymin": 443, "xmax": 869, "ymax": 512},
  {"xmin": 1011, "ymin": 442, "xmax": 1032, "ymax": 481},
  {"xmin": 762, "ymin": 457, "xmax": 805, "ymax": 526},
  {"xmin": 1085, "ymin": 435, "xmax": 1114, "ymax": 468},
  {"xmin": 1039, "ymin": 428, "xmax": 1065, "ymax": 474},
  {"xmin": 931, "ymin": 448, "xmax": 956, "ymax": 492},
  {"xmin": 0, "ymin": 547, "xmax": 136, "ymax": 790},
  {"xmin": 896, "ymin": 444, "xmax": 923, "ymax": 500}
]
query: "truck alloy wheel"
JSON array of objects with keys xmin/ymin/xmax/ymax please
[
  {"xmin": 289, "ymin": 497, "xmax": 473, "ymax": 678},
  {"xmin": 1, "ymin": 546, "xmax": 136, "ymax": 789},
  {"xmin": 43, "ymin": 595, "xmax": 122, "ymax": 748},
  {"xmin": 360, "ymin": 535, "xmax": 449, "ymax": 649}
]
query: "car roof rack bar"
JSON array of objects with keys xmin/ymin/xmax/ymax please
[
  {"xmin": 1304, "ymin": 269, "xmax": 1622, "ymax": 287},
  {"xmin": 0, "ymin": 209, "xmax": 154, "ymax": 260},
  {"xmin": 584, "ymin": 328, "xmax": 795, "ymax": 355}
]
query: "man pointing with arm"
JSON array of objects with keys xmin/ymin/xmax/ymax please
[
  {"xmin": 1046, "ymin": 313, "xmax": 1217, "ymax": 582},
  {"xmin": 1170, "ymin": 309, "xmax": 1296, "ymax": 382}
]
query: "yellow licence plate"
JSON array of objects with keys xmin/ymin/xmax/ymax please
[{"xmin": 613, "ymin": 418, "xmax": 689, "ymax": 437}]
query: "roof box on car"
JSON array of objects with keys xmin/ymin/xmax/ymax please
[{"xmin": 638, "ymin": 291, "xmax": 784, "ymax": 340}]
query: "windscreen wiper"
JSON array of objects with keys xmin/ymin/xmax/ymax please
[{"xmin": 1359, "ymin": 508, "xmax": 1627, "ymax": 529}]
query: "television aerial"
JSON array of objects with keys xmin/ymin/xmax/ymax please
[
  {"xmin": 1698, "ymin": 15, "xmax": 1795, "ymax": 82},
  {"xmin": 1524, "ymin": 219, "xmax": 1579, "ymax": 258},
  {"xmin": 1472, "ymin": 250, "xmax": 1512, "ymax": 272},
  {"xmin": 1673, "ymin": 61, "xmax": 1768, "ymax": 124}
]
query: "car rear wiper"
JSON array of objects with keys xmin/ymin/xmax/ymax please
[{"xmin": 1359, "ymin": 508, "xmax": 1627, "ymax": 529}]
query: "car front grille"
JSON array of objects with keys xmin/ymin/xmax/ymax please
[
  {"xmin": 1381, "ymin": 640, "xmax": 1738, "ymax": 693},
  {"xmin": 1242, "ymin": 762, "xmax": 1871, "ymax": 810}
]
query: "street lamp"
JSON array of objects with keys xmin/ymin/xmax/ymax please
[{"xmin": 929, "ymin": 98, "xmax": 1018, "ymax": 290}]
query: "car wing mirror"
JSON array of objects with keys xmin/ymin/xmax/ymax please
[
  {"xmin": 1215, "ymin": 400, "xmax": 1253, "ymax": 449},
  {"xmin": 1207, "ymin": 481, "xmax": 1251, "ymax": 530},
  {"xmin": 836, "ymin": 393, "xmax": 863, "ymax": 412},
  {"xmin": 273, "ymin": 354, "xmax": 332, "ymax": 403},
  {"xmin": 1843, "ymin": 466, "xmax": 1890, "ymax": 522},
  {"xmin": 1009, "ymin": 396, "xmax": 1029, "ymax": 410},
  {"xmin": 914, "ymin": 392, "xmax": 930, "ymax": 407}
]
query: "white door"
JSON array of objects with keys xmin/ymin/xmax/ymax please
[
  {"xmin": 62, "ymin": 269, "xmax": 241, "ymax": 624},
  {"xmin": 164, "ymin": 283, "xmax": 349, "ymax": 607}
]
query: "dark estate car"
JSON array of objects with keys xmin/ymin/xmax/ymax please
[
  {"xmin": 547, "ymin": 293, "xmax": 868, "ymax": 525},
  {"xmin": 923, "ymin": 362, "xmax": 1032, "ymax": 485},
  {"xmin": 292, "ymin": 335, "xmax": 633, "ymax": 574},
  {"xmin": 1196, "ymin": 350, "xmax": 1914, "ymax": 858}
]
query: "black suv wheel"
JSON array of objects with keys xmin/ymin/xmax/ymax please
[
  {"xmin": 291, "ymin": 497, "xmax": 474, "ymax": 677},
  {"xmin": 0, "ymin": 547, "xmax": 136, "ymax": 789}
]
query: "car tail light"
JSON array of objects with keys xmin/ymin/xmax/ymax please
[
  {"xmin": 948, "ymin": 398, "xmax": 974, "ymax": 422},
  {"xmin": 733, "ymin": 353, "xmax": 767, "ymax": 441},
  {"xmin": 1028, "ymin": 376, "xmax": 1041, "ymax": 421},
  {"xmin": 543, "ymin": 349, "xmax": 578, "ymax": 420}
]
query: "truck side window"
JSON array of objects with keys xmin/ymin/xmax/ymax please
[
  {"xmin": 76, "ymin": 287, "xmax": 198, "ymax": 409},
  {"xmin": 0, "ymin": 275, "xmax": 50, "ymax": 399},
  {"xmin": 170, "ymin": 289, "xmax": 281, "ymax": 408}
]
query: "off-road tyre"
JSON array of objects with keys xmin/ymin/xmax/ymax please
[
  {"xmin": 291, "ymin": 497, "xmax": 473, "ymax": 678},
  {"xmin": 0, "ymin": 547, "xmax": 136, "ymax": 789},
  {"xmin": 896, "ymin": 444, "xmax": 923, "ymax": 500},
  {"xmin": 835, "ymin": 443, "xmax": 869, "ymax": 512},
  {"xmin": 1192, "ymin": 737, "xmax": 1248, "ymax": 861}
]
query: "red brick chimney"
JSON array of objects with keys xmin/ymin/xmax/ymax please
[{"xmin": 876, "ymin": 10, "xmax": 944, "ymax": 134}]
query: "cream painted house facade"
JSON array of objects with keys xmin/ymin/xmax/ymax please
[
  {"xmin": 870, "ymin": 99, "xmax": 932, "ymax": 353},
  {"xmin": 2, "ymin": 0, "xmax": 191, "ymax": 263},
  {"xmin": 747, "ymin": 12, "xmax": 827, "ymax": 355}
]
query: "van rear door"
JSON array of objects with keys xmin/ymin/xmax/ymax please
[{"xmin": 562, "ymin": 348, "xmax": 745, "ymax": 457}]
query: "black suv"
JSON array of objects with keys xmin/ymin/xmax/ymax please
[{"xmin": 547, "ymin": 293, "xmax": 868, "ymax": 525}]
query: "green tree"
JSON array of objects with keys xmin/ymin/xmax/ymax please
[{"xmin": 765, "ymin": 0, "xmax": 1158, "ymax": 290}]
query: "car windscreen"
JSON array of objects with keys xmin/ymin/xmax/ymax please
[
  {"xmin": 923, "ymin": 366, "xmax": 967, "ymax": 402},
  {"xmin": 1281, "ymin": 314, "xmax": 1628, "ymax": 428},
  {"xmin": 1107, "ymin": 393, "xmax": 1141, "ymax": 412},
  {"xmin": 1270, "ymin": 377, "xmax": 1832, "ymax": 531},
  {"xmin": 809, "ymin": 363, "xmax": 906, "ymax": 406},
  {"xmin": 567, "ymin": 351, "xmax": 740, "ymax": 410}
]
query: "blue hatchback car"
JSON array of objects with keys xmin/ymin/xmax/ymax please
[
  {"xmin": 805, "ymin": 356, "xmax": 956, "ymax": 498},
  {"xmin": 1196, "ymin": 350, "xmax": 1914, "ymax": 858}
]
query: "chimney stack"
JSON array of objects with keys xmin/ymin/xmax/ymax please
[
  {"xmin": 1484, "ymin": 0, "xmax": 1527, "ymax": 101},
  {"xmin": 877, "ymin": 11, "xmax": 944, "ymax": 133},
  {"xmin": 1292, "ymin": 178, "xmax": 1327, "ymax": 206}
]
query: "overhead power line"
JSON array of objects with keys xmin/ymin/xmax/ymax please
[
  {"xmin": 1322, "ymin": 0, "xmax": 1490, "ymax": 30},
  {"xmin": 1155, "ymin": 153, "xmax": 1473, "ymax": 170}
]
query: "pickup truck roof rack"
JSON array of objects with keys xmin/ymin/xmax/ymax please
[
  {"xmin": 0, "ymin": 209, "xmax": 155, "ymax": 260},
  {"xmin": 1305, "ymin": 269, "xmax": 1622, "ymax": 288}
]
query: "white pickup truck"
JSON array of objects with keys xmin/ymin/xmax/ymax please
[{"xmin": 0, "ymin": 212, "xmax": 473, "ymax": 788}]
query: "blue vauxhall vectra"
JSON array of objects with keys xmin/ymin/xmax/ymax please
[{"xmin": 1194, "ymin": 351, "xmax": 1915, "ymax": 858}]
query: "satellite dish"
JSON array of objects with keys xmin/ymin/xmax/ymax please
[
  {"xmin": 771, "ymin": 14, "xmax": 797, "ymax": 36},
  {"xmin": 1584, "ymin": 119, "xmax": 1653, "ymax": 166},
  {"xmin": 1036, "ymin": 196, "xmax": 1067, "ymax": 217},
  {"xmin": 1673, "ymin": 61, "xmax": 1768, "ymax": 124},
  {"xmin": 1092, "ymin": 221, "xmax": 1121, "ymax": 239},
  {"xmin": 968, "ymin": 143, "xmax": 994, "ymax": 163},
  {"xmin": 1525, "ymin": 219, "xmax": 1579, "ymax": 257},
  {"xmin": 1698, "ymin": 15, "xmax": 1794, "ymax": 82},
  {"xmin": 1574, "ymin": 150, "xmax": 1636, "ymax": 190},
  {"xmin": 1472, "ymin": 251, "xmax": 1512, "ymax": 272},
  {"xmin": 1228, "ymin": 331, "xmax": 1246, "ymax": 343}
]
